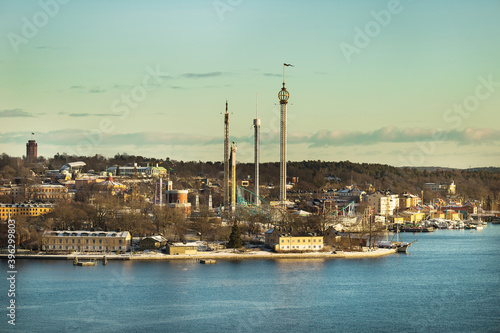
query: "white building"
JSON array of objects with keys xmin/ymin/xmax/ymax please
[
  {"xmin": 42, "ymin": 230, "xmax": 131, "ymax": 253},
  {"xmin": 366, "ymin": 193, "xmax": 399, "ymax": 216}
]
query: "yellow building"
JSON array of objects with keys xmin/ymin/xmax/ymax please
[
  {"xmin": 400, "ymin": 212, "xmax": 425, "ymax": 223},
  {"xmin": 0, "ymin": 203, "xmax": 54, "ymax": 220},
  {"xmin": 399, "ymin": 193, "xmax": 419, "ymax": 209},
  {"xmin": 42, "ymin": 230, "xmax": 131, "ymax": 253},
  {"xmin": 389, "ymin": 216, "xmax": 405, "ymax": 224},
  {"xmin": 166, "ymin": 243, "xmax": 198, "ymax": 255},
  {"xmin": 445, "ymin": 210, "xmax": 460, "ymax": 221},
  {"xmin": 431, "ymin": 211, "xmax": 445, "ymax": 219},
  {"xmin": 265, "ymin": 229, "xmax": 324, "ymax": 252}
]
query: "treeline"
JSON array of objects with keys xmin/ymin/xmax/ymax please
[{"xmin": 1, "ymin": 153, "xmax": 499, "ymax": 204}]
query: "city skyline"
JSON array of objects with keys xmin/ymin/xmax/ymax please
[{"xmin": 1, "ymin": 0, "xmax": 500, "ymax": 168}]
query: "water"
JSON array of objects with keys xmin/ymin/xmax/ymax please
[{"xmin": 2, "ymin": 226, "xmax": 500, "ymax": 333}]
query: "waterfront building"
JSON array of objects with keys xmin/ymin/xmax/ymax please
[
  {"xmin": 441, "ymin": 202, "xmax": 477, "ymax": 217},
  {"xmin": 431, "ymin": 211, "xmax": 445, "ymax": 219},
  {"xmin": 387, "ymin": 215, "xmax": 405, "ymax": 224},
  {"xmin": 436, "ymin": 210, "xmax": 460, "ymax": 220},
  {"xmin": 0, "ymin": 203, "xmax": 54, "ymax": 220},
  {"xmin": 264, "ymin": 229, "xmax": 324, "ymax": 252},
  {"xmin": 42, "ymin": 230, "xmax": 131, "ymax": 253},
  {"xmin": 400, "ymin": 211, "xmax": 426, "ymax": 223},
  {"xmin": 166, "ymin": 243, "xmax": 198, "ymax": 255},
  {"xmin": 140, "ymin": 235, "xmax": 168, "ymax": 250}
]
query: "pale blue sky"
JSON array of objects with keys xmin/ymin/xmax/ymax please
[{"xmin": 1, "ymin": 0, "xmax": 499, "ymax": 168}]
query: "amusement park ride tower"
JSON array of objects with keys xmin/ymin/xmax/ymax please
[
  {"xmin": 223, "ymin": 101, "xmax": 230, "ymax": 213},
  {"xmin": 231, "ymin": 142, "xmax": 237, "ymax": 211},
  {"xmin": 253, "ymin": 95, "xmax": 260, "ymax": 206},
  {"xmin": 279, "ymin": 64, "xmax": 293, "ymax": 207}
]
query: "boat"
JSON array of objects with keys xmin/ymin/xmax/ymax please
[
  {"xmin": 376, "ymin": 226, "xmax": 417, "ymax": 253},
  {"xmin": 73, "ymin": 258, "xmax": 96, "ymax": 266},
  {"xmin": 200, "ymin": 259, "xmax": 216, "ymax": 264},
  {"xmin": 400, "ymin": 226, "xmax": 434, "ymax": 233},
  {"xmin": 374, "ymin": 241, "xmax": 396, "ymax": 249}
]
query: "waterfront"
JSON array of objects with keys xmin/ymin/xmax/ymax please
[{"xmin": 3, "ymin": 226, "xmax": 500, "ymax": 333}]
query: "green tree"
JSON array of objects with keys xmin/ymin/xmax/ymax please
[{"xmin": 227, "ymin": 223, "xmax": 243, "ymax": 248}]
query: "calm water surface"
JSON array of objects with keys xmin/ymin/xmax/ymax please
[{"xmin": 2, "ymin": 226, "xmax": 500, "ymax": 333}]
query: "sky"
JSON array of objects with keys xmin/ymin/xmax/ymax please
[{"xmin": 1, "ymin": 0, "xmax": 500, "ymax": 169}]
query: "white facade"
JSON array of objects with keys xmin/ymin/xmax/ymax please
[{"xmin": 367, "ymin": 193, "xmax": 399, "ymax": 216}]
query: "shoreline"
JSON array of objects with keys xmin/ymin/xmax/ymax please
[{"xmin": 0, "ymin": 248, "xmax": 397, "ymax": 261}]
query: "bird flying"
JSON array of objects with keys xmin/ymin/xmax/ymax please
[{"xmin": 284, "ymin": 63, "xmax": 294, "ymax": 67}]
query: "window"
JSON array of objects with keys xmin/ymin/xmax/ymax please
[{"xmin": 93, "ymin": 239, "xmax": 95, "ymax": 244}]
